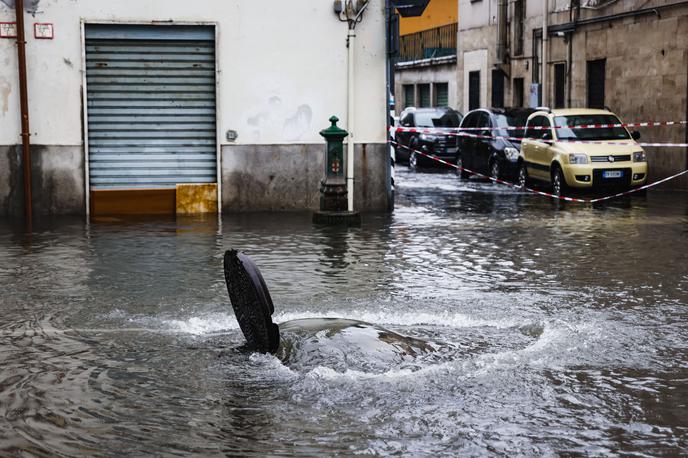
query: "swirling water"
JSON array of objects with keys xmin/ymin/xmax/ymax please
[{"xmin": 1, "ymin": 169, "xmax": 687, "ymax": 456}]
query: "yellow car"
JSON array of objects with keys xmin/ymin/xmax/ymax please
[{"xmin": 518, "ymin": 108, "xmax": 648, "ymax": 196}]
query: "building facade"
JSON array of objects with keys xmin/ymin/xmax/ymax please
[
  {"xmin": 394, "ymin": 0, "xmax": 459, "ymax": 113},
  {"xmin": 458, "ymin": 0, "xmax": 688, "ymax": 187},
  {"xmin": 0, "ymin": 0, "xmax": 389, "ymax": 217}
]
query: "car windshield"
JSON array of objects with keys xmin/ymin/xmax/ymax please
[
  {"xmin": 554, "ymin": 115, "xmax": 630, "ymax": 141},
  {"xmin": 415, "ymin": 111, "xmax": 462, "ymax": 128},
  {"xmin": 494, "ymin": 113, "xmax": 531, "ymax": 139}
]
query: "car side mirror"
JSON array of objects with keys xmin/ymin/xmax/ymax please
[{"xmin": 631, "ymin": 131, "xmax": 641, "ymax": 140}]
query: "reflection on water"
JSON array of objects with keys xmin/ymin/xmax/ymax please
[{"xmin": 1, "ymin": 169, "xmax": 687, "ymax": 455}]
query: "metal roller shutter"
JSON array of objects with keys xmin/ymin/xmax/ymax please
[
  {"xmin": 419, "ymin": 84, "xmax": 430, "ymax": 108},
  {"xmin": 434, "ymin": 83, "xmax": 448, "ymax": 107},
  {"xmin": 85, "ymin": 25, "xmax": 217, "ymax": 190}
]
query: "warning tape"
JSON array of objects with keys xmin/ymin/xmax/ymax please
[
  {"xmin": 392, "ymin": 128, "xmax": 688, "ymax": 148},
  {"xmin": 389, "ymin": 140, "xmax": 688, "ymax": 204},
  {"xmin": 395, "ymin": 120, "xmax": 688, "ymax": 132}
]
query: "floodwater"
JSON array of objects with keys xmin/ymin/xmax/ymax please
[{"xmin": 1, "ymin": 169, "xmax": 687, "ymax": 456}]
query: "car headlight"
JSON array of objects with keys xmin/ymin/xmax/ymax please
[
  {"xmin": 568, "ymin": 153, "xmax": 588, "ymax": 164},
  {"xmin": 633, "ymin": 151, "xmax": 647, "ymax": 162},
  {"xmin": 419, "ymin": 133, "xmax": 439, "ymax": 141},
  {"xmin": 504, "ymin": 147, "xmax": 519, "ymax": 162}
]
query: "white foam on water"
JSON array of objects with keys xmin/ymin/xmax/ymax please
[
  {"xmin": 248, "ymin": 352, "xmax": 299, "ymax": 380},
  {"xmin": 274, "ymin": 309, "xmax": 531, "ymax": 330},
  {"xmin": 160, "ymin": 312, "xmax": 239, "ymax": 335},
  {"xmin": 293, "ymin": 318, "xmax": 614, "ymax": 385}
]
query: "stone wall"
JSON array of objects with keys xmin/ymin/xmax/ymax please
[
  {"xmin": 221, "ymin": 143, "xmax": 390, "ymax": 212},
  {"xmin": 0, "ymin": 145, "xmax": 85, "ymax": 217}
]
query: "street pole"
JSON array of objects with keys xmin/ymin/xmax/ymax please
[
  {"xmin": 542, "ymin": 0, "xmax": 549, "ymax": 107},
  {"xmin": 346, "ymin": 25, "xmax": 356, "ymax": 212},
  {"xmin": 15, "ymin": 0, "xmax": 32, "ymax": 229},
  {"xmin": 385, "ymin": 0, "xmax": 394, "ymax": 212}
]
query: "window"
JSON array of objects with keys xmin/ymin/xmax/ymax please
[
  {"xmin": 418, "ymin": 84, "xmax": 431, "ymax": 107},
  {"xmin": 477, "ymin": 111, "xmax": 492, "ymax": 134},
  {"xmin": 514, "ymin": 0, "xmax": 524, "ymax": 56},
  {"xmin": 403, "ymin": 84, "xmax": 415, "ymax": 108},
  {"xmin": 494, "ymin": 111, "xmax": 530, "ymax": 138},
  {"xmin": 554, "ymin": 63, "xmax": 566, "ymax": 108},
  {"xmin": 526, "ymin": 115, "xmax": 551, "ymax": 140},
  {"xmin": 525, "ymin": 116, "xmax": 540, "ymax": 139},
  {"xmin": 434, "ymin": 83, "xmax": 449, "ymax": 107},
  {"xmin": 461, "ymin": 111, "xmax": 479, "ymax": 129},
  {"xmin": 513, "ymin": 78, "xmax": 524, "ymax": 107},
  {"xmin": 491, "ymin": 70, "xmax": 504, "ymax": 109},
  {"xmin": 401, "ymin": 112, "xmax": 414, "ymax": 127},
  {"xmin": 554, "ymin": 114, "xmax": 629, "ymax": 141},
  {"xmin": 587, "ymin": 59, "xmax": 606, "ymax": 109},
  {"xmin": 468, "ymin": 71, "xmax": 480, "ymax": 110}
]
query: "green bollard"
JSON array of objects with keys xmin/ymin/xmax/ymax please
[{"xmin": 313, "ymin": 116, "xmax": 361, "ymax": 225}]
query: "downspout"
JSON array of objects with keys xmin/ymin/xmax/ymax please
[
  {"xmin": 566, "ymin": 35, "xmax": 572, "ymax": 107},
  {"xmin": 542, "ymin": 0, "xmax": 549, "ymax": 107},
  {"xmin": 15, "ymin": 0, "xmax": 32, "ymax": 228},
  {"xmin": 347, "ymin": 24, "xmax": 356, "ymax": 212},
  {"xmin": 345, "ymin": 2, "xmax": 368, "ymax": 213}
]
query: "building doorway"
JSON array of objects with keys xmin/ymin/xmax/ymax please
[
  {"xmin": 85, "ymin": 24, "xmax": 218, "ymax": 215},
  {"xmin": 468, "ymin": 71, "xmax": 480, "ymax": 110},
  {"xmin": 587, "ymin": 59, "xmax": 606, "ymax": 109}
]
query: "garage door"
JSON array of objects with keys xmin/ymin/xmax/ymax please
[{"xmin": 85, "ymin": 25, "xmax": 217, "ymax": 199}]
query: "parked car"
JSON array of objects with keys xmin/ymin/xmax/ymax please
[
  {"xmin": 394, "ymin": 107, "xmax": 463, "ymax": 168},
  {"xmin": 455, "ymin": 107, "xmax": 535, "ymax": 180},
  {"xmin": 518, "ymin": 108, "xmax": 648, "ymax": 196}
]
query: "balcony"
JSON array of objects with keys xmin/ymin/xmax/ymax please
[{"xmin": 397, "ymin": 23, "xmax": 457, "ymax": 66}]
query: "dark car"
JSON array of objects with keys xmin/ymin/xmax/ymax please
[
  {"xmin": 456, "ymin": 107, "xmax": 535, "ymax": 180},
  {"xmin": 394, "ymin": 107, "xmax": 463, "ymax": 168}
]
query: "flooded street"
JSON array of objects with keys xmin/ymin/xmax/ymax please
[{"xmin": 1, "ymin": 169, "xmax": 688, "ymax": 456}]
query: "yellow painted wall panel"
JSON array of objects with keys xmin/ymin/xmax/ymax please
[
  {"xmin": 399, "ymin": 0, "xmax": 458, "ymax": 35},
  {"xmin": 176, "ymin": 184, "xmax": 219, "ymax": 215}
]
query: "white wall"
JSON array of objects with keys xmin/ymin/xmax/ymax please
[{"xmin": 0, "ymin": 0, "xmax": 386, "ymax": 146}]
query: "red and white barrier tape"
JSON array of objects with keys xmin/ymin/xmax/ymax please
[
  {"xmin": 389, "ymin": 140, "xmax": 688, "ymax": 204},
  {"xmin": 395, "ymin": 120, "xmax": 688, "ymax": 132},
  {"xmin": 392, "ymin": 128, "xmax": 688, "ymax": 148}
]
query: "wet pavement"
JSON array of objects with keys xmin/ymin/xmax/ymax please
[{"xmin": 1, "ymin": 169, "xmax": 687, "ymax": 456}]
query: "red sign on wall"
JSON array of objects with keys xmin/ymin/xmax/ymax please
[
  {"xmin": 34, "ymin": 23, "xmax": 54, "ymax": 39},
  {"xmin": 0, "ymin": 22, "xmax": 17, "ymax": 38}
]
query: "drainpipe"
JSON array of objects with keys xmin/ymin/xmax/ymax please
[
  {"xmin": 15, "ymin": 0, "xmax": 32, "ymax": 228},
  {"xmin": 344, "ymin": 1, "xmax": 368, "ymax": 213},
  {"xmin": 542, "ymin": 0, "xmax": 549, "ymax": 107},
  {"xmin": 346, "ymin": 24, "xmax": 356, "ymax": 212}
]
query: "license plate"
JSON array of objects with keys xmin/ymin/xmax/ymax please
[{"xmin": 603, "ymin": 170, "xmax": 623, "ymax": 178}]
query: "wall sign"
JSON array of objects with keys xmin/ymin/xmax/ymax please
[
  {"xmin": 34, "ymin": 23, "xmax": 54, "ymax": 39},
  {"xmin": 0, "ymin": 22, "xmax": 17, "ymax": 38}
]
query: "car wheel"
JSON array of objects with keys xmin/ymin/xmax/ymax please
[
  {"xmin": 455, "ymin": 153, "xmax": 470, "ymax": 179},
  {"xmin": 552, "ymin": 166, "xmax": 567, "ymax": 197},
  {"xmin": 517, "ymin": 162, "xmax": 529, "ymax": 189},
  {"xmin": 409, "ymin": 151, "xmax": 418, "ymax": 171},
  {"xmin": 489, "ymin": 159, "xmax": 501, "ymax": 181}
]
